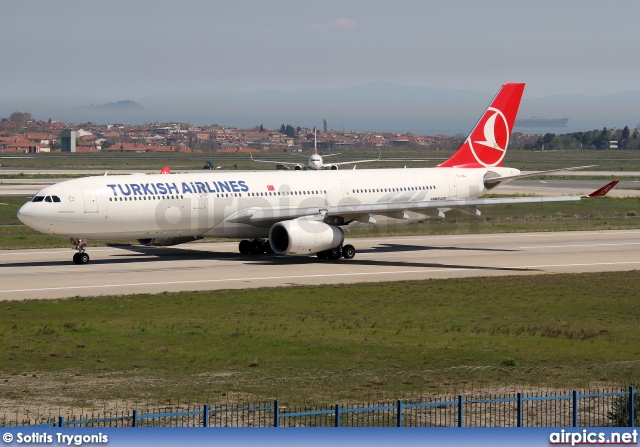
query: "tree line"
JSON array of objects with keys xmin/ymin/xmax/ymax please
[{"xmin": 521, "ymin": 126, "xmax": 640, "ymax": 150}]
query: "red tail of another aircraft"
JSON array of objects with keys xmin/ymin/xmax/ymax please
[{"xmin": 438, "ymin": 83, "xmax": 525, "ymax": 168}]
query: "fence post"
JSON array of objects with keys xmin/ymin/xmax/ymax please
[
  {"xmin": 273, "ymin": 400, "xmax": 279, "ymax": 428},
  {"xmin": 572, "ymin": 391, "xmax": 578, "ymax": 427},
  {"xmin": 335, "ymin": 404, "xmax": 340, "ymax": 427},
  {"xmin": 58, "ymin": 416, "xmax": 64, "ymax": 428},
  {"xmin": 517, "ymin": 393, "xmax": 522, "ymax": 427},
  {"xmin": 630, "ymin": 386, "xmax": 635, "ymax": 428},
  {"xmin": 458, "ymin": 395, "xmax": 463, "ymax": 427},
  {"xmin": 203, "ymin": 405, "xmax": 209, "ymax": 428},
  {"xmin": 397, "ymin": 400, "xmax": 402, "ymax": 427},
  {"xmin": 132, "ymin": 410, "xmax": 138, "ymax": 428}
]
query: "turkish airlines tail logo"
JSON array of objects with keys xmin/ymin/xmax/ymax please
[{"xmin": 438, "ymin": 83, "xmax": 525, "ymax": 168}]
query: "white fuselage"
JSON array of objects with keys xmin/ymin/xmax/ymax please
[{"xmin": 17, "ymin": 167, "xmax": 519, "ymax": 241}]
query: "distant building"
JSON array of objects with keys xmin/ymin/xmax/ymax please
[{"xmin": 61, "ymin": 130, "xmax": 76, "ymax": 152}]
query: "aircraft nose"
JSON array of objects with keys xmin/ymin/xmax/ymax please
[{"xmin": 17, "ymin": 202, "xmax": 39, "ymax": 229}]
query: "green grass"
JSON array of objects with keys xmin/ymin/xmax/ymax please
[
  {"xmin": 3, "ymin": 149, "xmax": 640, "ymax": 172},
  {"xmin": 1, "ymin": 272, "xmax": 639, "ymax": 409}
]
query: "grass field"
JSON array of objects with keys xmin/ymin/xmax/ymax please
[
  {"xmin": 3, "ymin": 149, "xmax": 640, "ymax": 172},
  {"xmin": 1, "ymin": 272, "xmax": 639, "ymax": 413},
  {"xmin": 1, "ymin": 163, "xmax": 639, "ymax": 415}
]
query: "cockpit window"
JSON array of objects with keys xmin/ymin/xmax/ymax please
[{"xmin": 30, "ymin": 195, "xmax": 61, "ymax": 203}]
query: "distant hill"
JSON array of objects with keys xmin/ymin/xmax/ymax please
[
  {"xmin": 81, "ymin": 100, "xmax": 144, "ymax": 111},
  {"xmin": 71, "ymin": 100, "xmax": 146, "ymax": 123},
  {"xmin": 2, "ymin": 85, "xmax": 639, "ymax": 134}
]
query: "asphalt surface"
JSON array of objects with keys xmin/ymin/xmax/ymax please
[{"xmin": 1, "ymin": 230, "xmax": 638, "ymax": 300}]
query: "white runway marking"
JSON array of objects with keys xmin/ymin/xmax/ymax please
[{"xmin": 518, "ymin": 242, "xmax": 640, "ymax": 249}]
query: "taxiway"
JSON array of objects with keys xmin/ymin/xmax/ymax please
[{"xmin": 0, "ymin": 230, "xmax": 638, "ymax": 300}]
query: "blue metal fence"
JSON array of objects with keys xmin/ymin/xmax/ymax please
[{"xmin": 2, "ymin": 387, "xmax": 636, "ymax": 428}]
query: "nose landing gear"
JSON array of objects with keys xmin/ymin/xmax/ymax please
[{"xmin": 71, "ymin": 238, "xmax": 90, "ymax": 265}]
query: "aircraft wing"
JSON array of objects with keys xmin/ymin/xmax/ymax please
[
  {"xmin": 250, "ymin": 153, "xmax": 305, "ymax": 166},
  {"xmin": 328, "ymin": 157, "xmax": 447, "ymax": 166},
  {"xmin": 328, "ymin": 158, "xmax": 382, "ymax": 166},
  {"xmin": 229, "ymin": 180, "xmax": 619, "ymax": 226},
  {"xmin": 251, "ymin": 159, "xmax": 306, "ymax": 166},
  {"xmin": 484, "ymin": 165, "xmax": 596, "ymax": 189}
]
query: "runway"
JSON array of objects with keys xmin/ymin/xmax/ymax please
[{"xmin": 1, "ymin": 230, "xmax": 639, "ymax": 301}]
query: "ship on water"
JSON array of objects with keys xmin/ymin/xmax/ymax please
[{"xmin": 515, "ymin": 117, "xmax": 569, "ymax": 128}]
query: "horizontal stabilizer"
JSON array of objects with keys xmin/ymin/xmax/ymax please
[{"xmin": 484, "ymin": 165, "xmax": 596, "ymax": 189}]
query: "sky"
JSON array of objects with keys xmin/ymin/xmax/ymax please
[{"xmin": 2, "ymin": 0, "xmax": 640, "ymax": 130}]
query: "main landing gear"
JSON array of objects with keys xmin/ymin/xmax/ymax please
[
  {"xmin": 71, "ymin": 238, "xmax": 90, "ymax": 265},
  {"xmin": 238, "ymin": 238, "xmax": 275, "ymax": 255},
  {"xmin": 316, "ymin": 244, "xmax": 356, "ymax": 260}
]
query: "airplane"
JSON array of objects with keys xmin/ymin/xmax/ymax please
[
  {"xmin": 17, "ymin": 83, "xmax": 618, "ymax": 265},
  {"xmin": 251, "ymin": 129, "xmax": 381, "ymax": 170}
]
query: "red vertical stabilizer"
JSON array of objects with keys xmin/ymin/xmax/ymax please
[{"xmin": 438, "ymin": 83, "xmax": 525, "ymax": 168}]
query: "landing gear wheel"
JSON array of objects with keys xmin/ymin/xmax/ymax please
[
  {"xmin": 342, "ymin": 244, "xmax": 356, "ymax": 259},
  {"xmin": 249, "ymin": 239, "xmax": 264, "ymax": 254},
  {"xmin": 327, "ymin": 247, "xmax": 341, "ymax": 260},
  {"xmin": 73, "ymin": 252, "xmax": 90, "ymax": 265},
  {"xmin": 262, "ymin": 240, "xmax": 274, "ymax": 254},
  {"xmin": 239, "ymin": 239, "xmax": 271, "ymax": 255},
  {"xmin": 71, "ymin": 237, "xmax": 89, "ymax": 265},
  {"xmin": 239, "ymin": 240, "xmax": 251, "ymax": 254}
]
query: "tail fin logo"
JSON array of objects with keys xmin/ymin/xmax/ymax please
[
  {"xmin": 469, "ymin": 107, "xmax": 510, "ymax": 167},
  {"xmin": 438, "ymin": 83, "xmax": 524, "ymax": 169}
]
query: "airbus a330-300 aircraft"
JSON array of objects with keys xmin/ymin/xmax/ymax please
[{"xmin": 18, "ymin": 83, "xmax": 618, "ymax": 264}]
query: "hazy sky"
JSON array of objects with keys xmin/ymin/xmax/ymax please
[{"xmin": 3, "ymin": 0, "xmax": 640, "ymax": 101}]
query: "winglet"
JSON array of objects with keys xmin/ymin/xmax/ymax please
[{"xmin": 586, "ymin": 180, "xmax": 619, "ymax": 197}]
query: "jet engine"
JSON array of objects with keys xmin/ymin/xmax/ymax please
[
  {"xmin": 293, "ymin": 164, "xmax": 304, "ymax": 171},
  {"xmin": 329, "ymin": 165, "xmax": 339, "ymax": 170},
  {"xmin": 137, "ymin": 236, "xmax": 201, "ymax": 247},
  {"xmin": 269, "ymin": 219, "xmax": 343, "ymax": 255}
]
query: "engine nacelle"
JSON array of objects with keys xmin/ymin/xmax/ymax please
[
  {"xmin": 137, "ymin": 236, "xmax": 200, "ymax": 247},
  {"xmin": 293, "ymin": 164, "xmax": 304, "ymax": 171},
  {"xmin": 269, "ymin": 220, "xmax": 344, "ymax": 255},
  {"xmin": 329, "ymin": 164, "xmax": 339, "ymax": 170}
]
